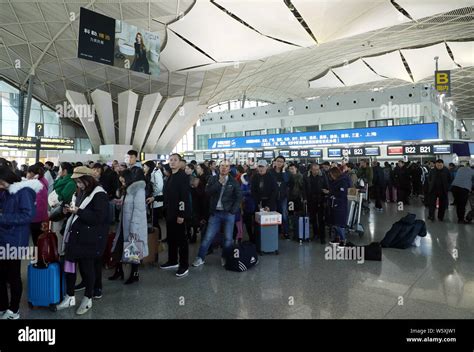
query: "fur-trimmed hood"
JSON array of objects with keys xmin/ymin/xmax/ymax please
[
  {"xmin": 126, "ymin": 180, "xmax": 146, "ymax": 195},
  {"xmin": 241, "ymin": 173, "xmax": 249, "ymax": 186},
  {"xmin": 8, "ymin": 179, "xmax": 43, "ymax": 194}
]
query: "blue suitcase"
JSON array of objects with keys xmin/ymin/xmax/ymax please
[
  {"xmin": 298, "ymin": 216, "xmax": 310, "ymax": 243},
  {"xmin": 28, "ymin": 262, "xmax": 64, "ymax": 310},
  {"xmin": 256, "ymin": 224, "xmax": 279, "ymax": 255}
]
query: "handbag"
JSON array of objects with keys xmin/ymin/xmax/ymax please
[
  {"xmin": 49, "ymin": 202, "xmax": 65, "ymax": 222},
  {"xmin": 37, "ymin": 227, "xmax": 59, "ymax": 266},
  {"xmin": 122, "ymin": 234, "xmax": 145, "ymax": 264}
]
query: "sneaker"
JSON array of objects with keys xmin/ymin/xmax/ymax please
[
  {"xmin": 221, "ymin": 257, "xmax": 226, "ymax": 267},
  {"xmin": 1, "ymin": 309, "xmax": 20, "ymax": 320},
  {"xmin": 76, "ymin": 297, "xmax": 92, "ymax": 315},
  {"xmin": 93, "ymin": 289, "xmax": 102, "ymax": 299},
  {"xmin": 74, "ymin": 282, "xmax": 86, "ymax": 292},
  {"xmin": 176, "ymin": 267, "xmax": 189, "ymax": 277},
  {"xmin": 56, "ymin": 295, "xmax": 76, "ymax": 311},
  {"xmin": 192, "ymin": 257, "xmax": 205, "ymax": 267},
  {"xmin": 160, "ymin": 262, "xmax": 179, "ymax": 270}
]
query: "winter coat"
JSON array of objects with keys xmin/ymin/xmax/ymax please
[
  {"xmin": 240, "ymin": 173, "xmax": 256, "ymax": 214},
  {"xmin": 113, "ymin": 180, "xmax": 149, "ymax": 258},
  {"xmin": 304, "ymin": 171, "xmax": 329, "ymax": 204},
  {"xmin": 150, "ymin": 168, "xmax": 164, "ymax": 208},
  {"xmin": 327, "ymin": 174, "xmax": 351, "ymax": 227},
  {"xmin": 381, "ymin": 213, "xmax": 427, "ymax": 249},
  {"xmin": 393, "ymin": 166, "xmax": 411, "ymax": 190},
  {"xmin": 269, "ymin": 169, "xmax": 290, "ymax": 201},
  {"xmin": 372, "ymin": 165, "xmax": 385, "ymax": 187},
  {"xmin": 251, "ymin": 172, "xmax": 277, "ymax": 211},
  {"xmin": 192, "ymin": 174, "xmax": 209, "ymax": 222},
  {"xmin": 44, "ymin": 170, "xmax": 55, "ymax": 194},
  {"xmin": 288, "ymin": 173, "xmax": 304, "ymax": 202},
  {"xmin": 428, "ymin": 167, "xmax": 451, "ymax": 194},
  {"xmin": 53, "ymin": 174, "xmax": 76, "ymax": 204},
  {"xmin": 0, "ymin": 179, "xmax": 42, "ymax": 249},
  {"xmin": 206, "ymin": 175, "xmax": 242, "ymax": 215},
  {"xmin": 32, "ymin": 176, "xmax": 49, "ymax": 223},
  {"xmin": 357, "ymin": 166, "xmax": 373, "ymax": 187},
  {"xmin": 383, "ymin": 166, "xmax": 393, "ymax": 185},
  {"xmin": 163, "ymin": 170, "xmax": 191, "ymax": 222},
  {"xmin": 62, "ymin": 186, "xmax": 109, "ymax": 260},
  {"xmin": 100, "ymin": 169, "xmax": 119, "ymax": 200}
]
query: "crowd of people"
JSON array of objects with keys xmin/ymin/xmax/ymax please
[{"xmin": 0, "ymin": 151, "xmax": 472, "ymax": 318}]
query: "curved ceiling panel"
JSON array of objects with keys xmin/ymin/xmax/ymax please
[
  {"xmin": 168, "ymin": 0, "xmax": 297, "ymax": 62},
  {"xmin": 363, "ymin": 51, "xmax": 413, "ymax": 82},
  {"xmin": 215, "ymin": 0, "xmax": 315, "ymax": 47}
]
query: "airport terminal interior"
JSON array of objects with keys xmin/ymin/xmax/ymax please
[{"xmin": 0, "ymin": 0, "xmax": 473, "ymax": 320}]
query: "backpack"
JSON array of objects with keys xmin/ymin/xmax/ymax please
[{"xmin": 225, "ymin": 242, "xmax": 259, "ymax": 272}]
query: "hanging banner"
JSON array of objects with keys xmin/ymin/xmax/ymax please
[{"xmin": 434, "ymin": 70, "xmax": 451, "ymax": 97}]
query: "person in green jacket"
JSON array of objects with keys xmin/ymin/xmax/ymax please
[
  {"xmin": 54, "ymin": 162, "xmax": 76, "ymax": 205},
  {"xmin": 356, "ymin": 159, "xmax": 373, "ymax": 187}
]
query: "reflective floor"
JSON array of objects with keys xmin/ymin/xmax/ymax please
[{"xmin": 19, "ymin": 197, "xmax": 474, "ymax": 319}]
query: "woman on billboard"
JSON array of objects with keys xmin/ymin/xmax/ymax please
[{"xmin": 131, "ymin": 32, "xmax": 150, "ymax": 74}]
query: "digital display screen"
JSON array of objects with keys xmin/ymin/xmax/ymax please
[
  {"xmin": 208, "ymin": 123, "xmax": 439, "ymax": 149},
  {"xmin": 290, "ymin": 150, "xmax": 299, "ymax": 157},
  {"xmin": 328, "ymin": 149, "xmax": 342, "ymax": 157},
  {"xmin": 364, "ymin": 147, "xmax": 380, "ymax": 156},
  {"xmin": 255, "ymin": 151, "xmax": 263, "ymax": 158},
  {"xmin": 433, "ymin": 144, "xmax": 451, "ymax": 154},
  {"xmin": 263, "ymin": 151, "xmax": 274, "ymax": 159},
  {"xmin": 309, "ymin": 149, "xmax": 322, "ymax": 158},
  {"xmin": 280, "ymin": 150, "xmax": 290, "ymax": 158},
  {"xmin": 299, "ymin": 150, "xmax": 309, "ymax": 157},
  {"xmin": 387, "ymin": 146, "xmax": 404, "ymax": 155}
]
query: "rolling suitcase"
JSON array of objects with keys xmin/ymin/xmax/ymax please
[
  {"xmin": 298, "ymin": 201, "xmax": 310, "ymax": 244},
  {"xmin": 28, "ymin": 262, "xmax": 64, "ymax": 311},
  {"xmin": 256, "ymin": 224, "xmax": 279, "ymax": 255}
]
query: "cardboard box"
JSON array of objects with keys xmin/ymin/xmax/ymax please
[{"xmin": 255, "ymin": 211, "xmax": 282, "ymax": 225}]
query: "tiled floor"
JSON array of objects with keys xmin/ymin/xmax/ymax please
[{"xmin": 18, "ymin": 197, "xmax": 474, "ymax": 319}]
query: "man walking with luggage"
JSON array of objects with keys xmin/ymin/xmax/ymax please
[
  {"xmin": 427, "ymin": 159, "xmax": 451, "ymax": 222},
  {"xmin": 192, "ymin": 160, "xmax": 242, "ymax": 268}
]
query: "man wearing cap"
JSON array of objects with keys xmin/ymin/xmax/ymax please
[
  {"xmin": 251, "ymin": 159, "xmax": 277, "ymax": 211},
  {"xmin": 192, "ymin": 160, "xmax": 242, "ymax": 268}
]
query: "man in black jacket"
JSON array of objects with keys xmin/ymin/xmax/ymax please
[
  {"xmin": 251, "ymin": 160, "xmax": 277, "ymax": 211},
  {"xmin": 304, "ymin": 163, "xmax": 329, "ymax": 243},
  {"xmin": 372, "ymin": 161, "xmax": 385, "ymax": 211},
  {"xmin": 393, "ymin": 160, "xmax": 411, "ymax": 205},
  {"xmin": 160, "ymin": 154, "xmax": 191, "ymax": 277},
  {"xmin": 192, "ymin": 160, "xmax": 242, "ymax": 268},
  {"xmin": 427, "ymin": 159, "xmax": 451, "ymax": 221},
  {"xmin": 126, "ymin": 150, "xmax": 145, "ymax": 183}
]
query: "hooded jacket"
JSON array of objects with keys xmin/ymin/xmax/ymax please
[{"xmin": 0, "ymin": 179, "xmax": 42, "ymax": 248}]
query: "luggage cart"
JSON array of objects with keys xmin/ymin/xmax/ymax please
[{"xmin": 347, "ymin": 188, "xmax": 365, "ymax": 237}]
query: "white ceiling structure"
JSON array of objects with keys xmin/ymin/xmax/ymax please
[{"xmin": 0, "ymin": 0, "xmax": 473, "ymax": 153}]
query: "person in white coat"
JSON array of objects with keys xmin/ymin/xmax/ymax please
[
  {"xmin": 109, "ymin": 169, "xmax": 148, "ymax": 284},
  {"xmin": 143, "ymin": 161, "xmax": 164, "ymax": 241}
]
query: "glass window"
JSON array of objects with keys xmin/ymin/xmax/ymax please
[
  {"xmin": 294, "ymin": 125, "xmax": 318, "ymax": 132},
  {"xmin": 211, "ymin": 133, "xmax": 224, "ymax": 138},
  {"xmin": 267, "ymin": 128, "xmax": 279, "ymax": 134},
  {"xmin": 2, "ymin": 120, "xmax": 18, "ymax": 135},
  {"xmin": 354, "ymin": 121, "xmax": 366, "ymax": 128},
  {"xmin": 197, "ymin": 135, "xmax": 209, "ymax": 150},
  {"xmin": 45, "ymin": 124, "xmax": 60, "ymax": 137},
  {"xmin": 321, "ymin": 122, "xmax": 351, "ymax": 131},
  {"xmin": 280, "ymin": 128, "xmax": 292, "ymax": 133},
  {"xmin": 226, "ymin": 131, "xmax": 243, "ymax": 137},
  {"xmin": 43, "ymin": 110, "xmax": 59, "ymax": 124},
  {"xmin": 245, "ymin": 130, "xmax": 264, "ymax": 136}
]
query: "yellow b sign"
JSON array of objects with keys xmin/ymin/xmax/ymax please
[{"xmin": 435, "ymin": 70, "xmax": 451, "ymax": 97}]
